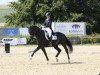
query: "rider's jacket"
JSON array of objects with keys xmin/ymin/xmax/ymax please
[{"xmin": 44, "ymin": 18, "xmax": 52, "ymax": 29}]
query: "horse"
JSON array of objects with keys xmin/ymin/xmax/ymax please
[{"xmin": 28, "ymin": 25, "xmax": 73, "ymax": 63}]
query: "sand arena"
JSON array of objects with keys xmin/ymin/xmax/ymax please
[{"xmin": 0, "ymin": 45, "xmax": 100, "ymax": 75}]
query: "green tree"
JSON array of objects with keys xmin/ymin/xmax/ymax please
[
  {"xmin": 5, "ymin": 0, "xmax": 100, "ymax": 34},
  {"xmin": 67, "ymin": 0, "xmax": 100, "ymax": 34},
  {"xmin": 5, "ymin": 0, "xmax": 70, "ymax": 27}
]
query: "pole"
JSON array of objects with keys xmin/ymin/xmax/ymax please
[{"xmin": 5, "ymin": 43, "xmax": 10, "ymax": 53}]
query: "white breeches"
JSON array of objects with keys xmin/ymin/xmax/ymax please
[{"xmin": 42, "ymin": 27, "xmax": 52, "ymax": 37}]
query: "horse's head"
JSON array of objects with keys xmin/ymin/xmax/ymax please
[{"xmin": 28, "ymin": 25, "xmax": 40, "ymax": 36}]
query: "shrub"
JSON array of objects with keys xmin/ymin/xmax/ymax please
[
  {"xmin": 96, "ymin": 38, "xmax": 100, "ymax": 43},
  {"xmin": 81, "ymin": 37, "xmax": 93, "ymax": 44},
  {"xmin": 26, "ymin": 36, "xmax": 37, "ymax": 45}
]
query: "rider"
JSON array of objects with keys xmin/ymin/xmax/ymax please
[{"xmin": 43, "ymin": 11, "xmax": 53, "ymax": 42}]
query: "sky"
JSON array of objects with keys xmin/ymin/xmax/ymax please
[{"xmin": 0, "ymin": 0, "xmax": 18, "ymax": 5}]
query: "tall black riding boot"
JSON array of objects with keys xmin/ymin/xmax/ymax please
[{"xmin": 48, "ymin": 37, "xmax": 52, "ymax": 46}]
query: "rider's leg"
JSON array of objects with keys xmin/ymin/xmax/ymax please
[{"xmin": 46, "ymin": 28, "xmax": 52, "ymax": 42}]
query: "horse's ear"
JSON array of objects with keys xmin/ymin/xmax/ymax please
[{"xmin": 28, "ymin": 25, "xmax": 33, "ymax": 28}]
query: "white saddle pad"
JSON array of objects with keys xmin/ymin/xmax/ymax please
[{"xmin": 52, "ymin": 35, "xmax": 57, "ymax": 40}]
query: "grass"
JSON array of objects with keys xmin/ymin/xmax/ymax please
[
  {"xmin": 0, "ymin": 23, "xmax": 6, "ymax": 27},
  {"xmin": 0, "ymin": 5, "xmax": 10, "ymax": 9}
]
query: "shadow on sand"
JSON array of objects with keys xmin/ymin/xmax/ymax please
[{"xmin": 50, "ymin": 61, "xmax": 84, "ymax": 65}]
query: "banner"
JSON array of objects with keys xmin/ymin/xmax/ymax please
[
  {"xmin": 2, "ymin": 38, "xmax": 18, "ymax": 45},
  {"xmin": 0, "ymin": 28, "xmax": 29, "ymax": 36},
  {"xmin": 17, "ymin": 38, "xmax": 27, "ymax": 44},
  {"xmin": 3, "ymin": 28, "xmax": 19, "ymax": 36},
  {"xmin": 0, "ymin": 38, "xmax": 27, "ymax": 45},
  {"xmin": 0, "ymin": 28, "xmax": 4, "ymax": 36},
  {"xmin": 52, "ymin": 22, "xmax": 86, "ymax": 35},
  {"xmin": 0, "ymin": 28, "xmax": 19, "ymax": 36},
  {"xmin": 19, "ymin": 28, "xmax": 29, "ymax": 36}
]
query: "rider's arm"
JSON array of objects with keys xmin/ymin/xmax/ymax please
[{"xmin": 44, "ymin": 20, "xmax": 46, "ymax": 27}]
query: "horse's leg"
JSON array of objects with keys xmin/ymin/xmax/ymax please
[
  {"xmin": 62, "ymin": 45, "xmax": 70, "ymax": 63},
  {"xmin": 54, "ymin": 45, "xmax": 61, "ymax": 62},
  {"xmin": 30, "ymin": 46, "xmax": 40, "ymax": 60},
  {"xmin": 41, "ymin": 48, "xmax": 49, "ymax": 64}
]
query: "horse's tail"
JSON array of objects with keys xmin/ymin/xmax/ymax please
[{"xmin": 66, "ymin": 38, "xmax": 73, "ymax": 53}]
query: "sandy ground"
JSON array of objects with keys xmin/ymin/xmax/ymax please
[{"xmin": 0, "ymin": 45, "xmax": 100, "ymax": 75}]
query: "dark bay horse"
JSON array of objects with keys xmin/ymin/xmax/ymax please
[{"xmin": 28, "ymin": 25, "xmax": 73, "ymax": 63}]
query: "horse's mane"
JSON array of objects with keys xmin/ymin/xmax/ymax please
[
  {"xmin": 32, "ymin": 25, "xmax": 40, "ymax": 29},
  {"xmin": 31, "ymin": 25, "xmax": 41, "ymax": 32}
]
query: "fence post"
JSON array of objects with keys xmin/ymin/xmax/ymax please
[{"xmin": 5, "ymin": 43, "xmax": 10, "ymax": 53}]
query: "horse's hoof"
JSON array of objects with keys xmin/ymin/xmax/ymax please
[
  {"xmin": 56, "ymin": 58, "xmax": 59, "ymax": 62},
  {"xmin": 46, "ymin": 60, "xmax": 50, "ymax": 64},
  {"xmin": 28, "ymin": 51, "xmax": 32, "ymax": 53},
  {"xmin": 46, "ymin": 61, "xmax": 49, "ymax": 64},
  {"xmin": 30, "ymin": 57, "xmax": 32, "ymax": 60},
  {"xmin": 30, "ymin": 56, "xmax": 32, "ymax": 60},
  {"xmin": 68, "ymin": 60, "xmax": 71, "ymax": 63}
]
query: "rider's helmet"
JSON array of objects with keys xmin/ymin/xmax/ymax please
[{"xmin": 45, "ymin": 12, "xmax": 51, "ymax": 17}]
